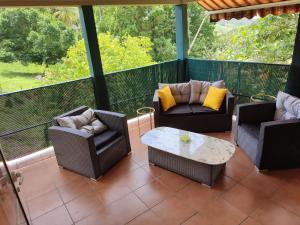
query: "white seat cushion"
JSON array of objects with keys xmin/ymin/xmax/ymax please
[
  {"xmin": 274, "ymin": 91, "xmax": 300, "ymax": 121},
  {"xmin": 57, "ymin": 108, "xmax": 107, "ymax": 134}
]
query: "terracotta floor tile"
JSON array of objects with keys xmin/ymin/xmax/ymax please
[
  {"xmin": 127, "ymin": 210, "xmax": 171, "ymax": 225},
  {"xmin": 231, "ymin": 148, "xmax": 254, "ymax": 170},
  {"xmin": 175, "ymin": 181, "xmax": 220, "ymax": 212},
  {"xmin": 151, "ymin": 196, "xmax": 197, "ymax": 225},
  {"xmin": 141, "ymin": 164, "xmax": 168, "ymax": 178},
  {"xmin": 52, "ymin": 168, "xmax": 85, "ymax": 188},
  {"xmin": 265, "ymin": 170, "xmax": 298, "ymax": 188},
  {"xmin": 93, "ymin": 182, "xmax": 132, "ymax": 205},
  {"xmin": 99, "ymin": 193, "xmax": 148, "ymax": 225},
  {"xmin": 32, "ymin": 206, "xmax": 72, "ymax": 225},
  {"xmin": 116, "ymin": 155, "xmax": 140, "ymax": 171},
  {"xmin": 58, "ymin": 178, "xmax": 94, "ymax": 203},
  {"xmin": 240, "ymin": 217, "xmax": 262, "ymax": 225},
  {"xmin": 200, "ymin": 197, "xmax": 247, "ymax": 225},
  {"xmin": 66, "ymin": 191, "xmax": 104, "ymax": 222},
  {"xmin": 157, "ymin": 171, "xmax": 191, "ymax": 192},
  {"xmin": 75, "ymin": 209, "xmax": 119, "ymax": 225},
  {"xmin": 272, "ymin": 187, "xmax": 300, "ymax": 217},
  {"xmin": 279, "ymin": 178, "xmax": 300, "ymax": 197},
  {"xmin": 131, "ymin": 151, "xmax": 148, "ymax": 166},
  {"xmin": 213, "ymin": 174, "xmax": 237, "ymax": 193},
  {"xmin": 240, "ymin": 170, "xmax": 279, "ymax": 198},
  {"xmin": 225, "ymin": 158, "xmax": 253, "ymax": 182},
  {"xmin": 182, "ymin": 213, "xmax": 213, "ymax": 225},
  {"xmin": 20, "ymin": 162, "xmax": 56, "ymax": 200},
  {"xmin": 27, "ymin": 189, "xmax": 63, "ymax": 220},
  {"xmin": 103, "ymin": 156, "xmax": 140, "ymax": 180},
  {"xmin": 118, "ymin": 167, "xmax": 154, "ymax": 190},
  {"xmin": 250, "ymin": 201, "xmax": 300, "ymax": 225},
  {"xmin": 134, "ymin": 180, "xmax": 174, "ymax": 208},
  {"xmin": 222, "ymin": 184, "xmax": 269, "ymax": 215}
]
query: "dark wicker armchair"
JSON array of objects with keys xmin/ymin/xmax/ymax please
[
  {"xmin": 235, "ymin": 102, "xmax": 300, "ymax": 170},
  {"xmin": 48, "ymin": 106, "xmax": 131, "ymax": 180}
]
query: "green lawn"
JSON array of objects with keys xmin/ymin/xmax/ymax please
[{"xmin": 0, "ymin": 62, "xmax": 45, "ymax": 94}]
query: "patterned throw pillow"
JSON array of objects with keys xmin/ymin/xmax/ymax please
[{"xmin": 274, "ymin": 91, "xmax": 300, "ymax": 120}]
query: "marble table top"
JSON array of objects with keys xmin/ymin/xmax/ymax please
[{"xmin": 141, "ymin": 127, "xmax": 235, "ymax": 165}]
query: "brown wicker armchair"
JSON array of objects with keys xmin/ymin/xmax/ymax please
[{"xmin": 48, "ymin": 106, "xmax": 131, "ymax": 180}]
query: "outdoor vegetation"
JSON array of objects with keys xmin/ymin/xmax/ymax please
[{"xmin": 0, "ymin": 4, "xmax": 298, "ymax": 93}]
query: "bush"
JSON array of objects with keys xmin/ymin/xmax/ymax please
[{"xmin": 46, "ymin": 33, "xmax": 155, "ymax": 81}]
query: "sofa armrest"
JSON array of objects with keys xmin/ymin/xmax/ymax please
[
  {"xmin": 153, "ymin": 90, "xmax": 161, "ymax": 127},
  {"xmin": 226, "ymin": 91, "xmax": 234, "ymax": 115},
  {"xmin": 255, "ymin": 119, "xmax": 300, "ymax": 169},
  {"xmin": 153, "ymin": 90, "xmax": 160, "ymax": 113},
  {"xmin": 94, "ymin": 110, "xmax": 131, "ymax": 153},
  {"xmin": 236, "ymin": 102, "xmax": 276, "ymax": 125}
]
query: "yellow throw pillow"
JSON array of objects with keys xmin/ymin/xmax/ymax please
[
  {"xmin": 203, "ymin": 86, "xmax": 227, "ymax": 111},
  {"xmin": 158, "ymin": 86, "xmax": 176, "ymax": 111}
]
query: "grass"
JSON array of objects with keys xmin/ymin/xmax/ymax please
[{"xmin": 0, "ymin": 62, "xmax": 45, "ymax": 94}]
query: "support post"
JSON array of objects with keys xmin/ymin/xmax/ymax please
[
  {"xmin": 79, "ymin": 6, "xmax": 109, "ymax": 110},
  {"xmin": 175, "ymin": 4, "xmax": 189, "ymax": 82},
  {"xmin": 285, "ymin": 17, "xmax": 300, "ymax": 98}
]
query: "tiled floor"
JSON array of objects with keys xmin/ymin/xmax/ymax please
[{"xmin": 15, "ymin": 123, "xmax": 300, "ymax": 225}]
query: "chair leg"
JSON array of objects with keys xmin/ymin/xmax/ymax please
[
  {"xmin": 90, "ymin": 176, "xmax": 102, "ymax": 182},
  {"xmin": 255, "ymin": 166, "xmax": 268, "ymax": 173}
]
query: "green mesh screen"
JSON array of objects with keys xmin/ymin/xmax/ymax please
[
  {"xmin": 0, "ymin": 60, "xmax": 178, "ymax": 160},
  {"xmin": 105, "ymin": 60, "xmax": 178, "ymax": 118},
  {"xmin": 1, "ymin": 59, "xmax": 288, "ymax": 160},
  {"xmin": 187, "ymin": 59, "xmax": 289, "ymax": 104},
  {"xmin": 0, "ymin": 78, "xmax": 95, "ymax": 160}
]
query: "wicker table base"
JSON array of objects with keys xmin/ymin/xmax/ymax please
[{"xmin": 148, "ymin": 146, "xmax": 225, "ymax": 187}]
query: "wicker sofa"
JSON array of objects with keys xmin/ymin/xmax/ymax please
[
  {"xmin": 153, "ymin": 89, "xmax": 235, "ymax": 133},
  {"xmin": 48, "ymin": 106, "xmax": 131, "ymax": 180}
]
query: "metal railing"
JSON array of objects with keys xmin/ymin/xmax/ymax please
[{"xmin": 0, "ymin": 58, "xmax": 290, "ymax": 160}]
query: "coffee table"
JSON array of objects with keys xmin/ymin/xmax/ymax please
[{"xmin": 141, "ymin": 127, "xmax": 235, "ymax": 187}]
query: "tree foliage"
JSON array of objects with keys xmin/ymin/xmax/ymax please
[
  {"xmin": 46, "ymin": 33, "xmax": 154, "ymax": 81},
  {"xmin": 0, "ymin": 9, "xmax": 75, "ymax": 65},
  {"xmin": 94, "ymin": 3, "xmax": 214, "ymax": 62},
  {"xmin": 214, "ymin": 14, "xmax": 298, "ymax": 64}
]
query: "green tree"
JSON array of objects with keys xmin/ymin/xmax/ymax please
[
  {"xmin": 214, "ymin": 14, "xmax": 298, "ymax": 64},
  {"xmin": 46, "ymin": 33, "xmax": 155, "ymax": 81},
  {"xmin": 188, "ymin": 2, "xmax": 216, "ymax": 59},
  {"xmin": 0, "ymin": 9, "xmax": 75, "ymax": 66},
  {"xmin": 94, "ymin": 5, "xmax": 176, "ymax": 62}
]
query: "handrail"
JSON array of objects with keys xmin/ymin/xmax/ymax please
[
  {"xmin": 187, "ymin": 58, "xmax": 290, "ymax": 67},
  {"xmin": 0, "ymin": 59, "xmax": 179, "ymax": 96},
  {"xmin": 0, "ymin": 77, "xmax": 91, "ymax": 97},
  {"xmin": 0, "ymin": 121, "xmax": 51, "ymax": 138}
]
